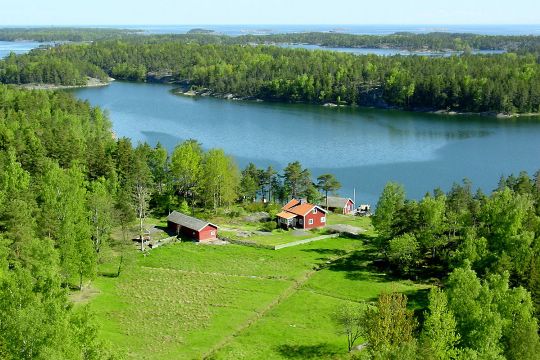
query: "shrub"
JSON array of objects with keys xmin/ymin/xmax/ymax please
[{"xmin": 259, "ymin": 221, "xmax": 277, "ymax": 232}]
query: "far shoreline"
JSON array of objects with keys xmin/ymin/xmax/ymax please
[
  {"xmin": 16, "ymin": 76, "xmax": 113, "ymax": 90},
  {"xmin": 10, "ymin": 77, "xmax": 540, "ymax": 119},
  {"xmin": 171, "ymin": 86, "xmax": 540, "ymax": 119}
]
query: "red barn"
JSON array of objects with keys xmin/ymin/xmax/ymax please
[
  {"xmin": 276, "ymin": 199, "xmax": 327, "ymax": 230},
  {"xmin": 319, "ymin": 196, "xmax": 355, "ymax": 214},
  {"xmin": 166, "ymin": 211, "xmax": 218, "ymax": 241}
]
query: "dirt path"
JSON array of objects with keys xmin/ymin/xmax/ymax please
[
  {"xmin": 201, "ymin": 250, "xmax": 354, "ymax": 359},
  {"xmin": 69, "ymin": 284, "xmax": 101, "ymax": 304}
]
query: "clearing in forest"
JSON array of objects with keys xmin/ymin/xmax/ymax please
[{"xmin": 86, "ymin": 217, "xmax": 428, "ymax": 359}]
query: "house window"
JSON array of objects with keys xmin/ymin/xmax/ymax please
[
  {"xmin": 211, "ymin": 231, "xmax": 216, "ymax": 236},
  {"xmin": 309, "ymin": 219, "xmax": 314, "ymax": 225},
  {"xmin": 299, "ymin": 218, "xmax": 303, "ymax": 225},
  {"xmin": 313, "ymin": 208, "xmax": 317, "ymax": 214},
  {"xmin": 321, "ymin": 217, "xmax": 326, "ymax": 223}
]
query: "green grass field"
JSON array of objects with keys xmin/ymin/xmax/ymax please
[
  {"xmin": 217, "ymin": 213, "xmax": 372, "ymax": 247},
  {"xmin": 83, "ymin": 216, "xmax": 429, "ymax": 359}
]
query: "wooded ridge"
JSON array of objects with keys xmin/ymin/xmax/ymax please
[{"xmin": 1, "ymin": 39, "xmax": 539, "ymax": 114}]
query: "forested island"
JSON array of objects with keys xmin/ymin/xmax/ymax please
[
  {"xmin": 0, "ymin": 27, "xmax": 141, "ymax": 42},
  {"xmin": 239, "ymin": 31, "xmax": 540, "ymax": 53},
  {"xmin": 1, "ymin": 37, "xmax": 539, "ymax": 114},
  {"xmin": 1, "ymin": 83, "xmax": 540, "ymax": 358}
]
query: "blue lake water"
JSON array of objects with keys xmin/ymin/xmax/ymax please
[
  {"xmin": 72, "ymin": 81, "xmax": 540, "ymax": 205},
  {"xmin": 279, "ymin": 44, "xmax": 506, "ymax": 56},
  {"xmin": 0, "ymin": 40, "xmax": 49, "ymax": 58}
]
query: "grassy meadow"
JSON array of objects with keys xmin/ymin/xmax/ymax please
[{"xmin": 82, "ymin": 215, "xmax": 430, "ymax": 359}]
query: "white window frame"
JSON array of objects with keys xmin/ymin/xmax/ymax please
[
  {"xmin": 211, "ymin": 231, "xmax": 216, "ymax": 236},
  {"xmin": 321, "ymin": 217, "xmax": 326, "ymax": 223},
  {"xmin": 309, "ymin": 219, "xmax": 314, "ymax": 225},
  {"xmin": 313, "ymin": 208, "xmax": 317, "ymax": 214}
]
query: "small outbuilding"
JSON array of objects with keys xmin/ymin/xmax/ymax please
[
  {"xmin": 166, "ymin": 211, "xmax": 218, "ymax": 241},
  {"xmin": 319, "ymin": 196, "xmax": 355, "ymax": 214}
]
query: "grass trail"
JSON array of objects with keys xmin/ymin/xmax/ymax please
[{"xmin": 201, "ymin": 249, "xmax": 355, "ymax": 359}]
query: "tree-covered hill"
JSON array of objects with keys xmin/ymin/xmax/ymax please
[{"xmin": 1, "ymin": 40, "xmax": 539, "ymax": 114}]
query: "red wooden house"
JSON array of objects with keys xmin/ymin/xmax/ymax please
[
  {"xmin": 166, "ymin": 211, "xmax": 218, "ymax": 241},
  {"xmin": 319, "ymin": 196, "xmax": 355, "ymax": 214},
  {"xmin": 276, "ymin": 199, "xmax": 327, "ymax": 230}
]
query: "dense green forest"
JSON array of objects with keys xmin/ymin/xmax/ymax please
[
  {"xmin": 368, "ymin": 173, "xmax": 540, "ymax": 358},
  {"xmin": 1, "ymin": 84, "xmax": 539, "ymax": 358},
  {"xmin": 0, "ymin": 85, "xmax": 118, "ymax": 359},
  {"xmin": 0, "ymin": 27, "xmax": 140, "ymax": 42},
  {"xmin": 1, "ymin": 40, "xmax": 540, "ymax": 114}
]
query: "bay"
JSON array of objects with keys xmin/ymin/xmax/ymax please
[
  {"xmin": 72, "ymin": 81, "xmax": 540, "ymax": 205},
  {"xmin": 0, "ymin": 40, "xmax": 49, "ymax": 58}
]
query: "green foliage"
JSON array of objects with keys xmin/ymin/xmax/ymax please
[
  {"xmin": 0, "ymin": 27, "xmax": 139, "ymax": 42},
  {"xmin": 363, "ymin": 291, "xmax": 418, "ymax": 359},
  {"xmin": 87, "ymin": 178, "xmax": 114, "ymax": 255},
  {"xmin": 417, "ymin": 193, "xmax": 447, "ymax": 258},
  {"xmin": 388, "ymin": 233, "xmax": 419, "ymax": 274},
  {"xmin": 332, "ymin": 302, "xmax": 366, "ymax": 352},
  {"xmin": 445, "ymin": 265, "xmax": 540, "ymax": 359},
  {"xmin": 2, "ymin": 38, "xmax": 540, "ymax": 113},
  {"xmin": 240, "ymin": 162, "xmax": 260, "ymax": 202},
  {"xmin": 39, "ymin": 162, "xmax": 96, "ymax": 287},
  {"xmin": 0, "ymin": 85, "xmax": 117, "ymax": 357},
  {"xmin": 259, "ymin": 221, "xmax": 277, "ymax": 232},
  {"xmin": 170, "ymin": 139, "xmax": 203, "ymax": 203},
  {"xmin": 317, "ymin": 173, "xmax": 342, "ymax": 209},
  {"xmin": 419, "ymin": 288, "xmax": 460, "ymax": 360},
  {"xmin": 372, "ymin": 182, "xmax": 406, "ymax": 245},
  {"xmin": 283, "ymin": 161, "xmax": 312, "ymax": 199},
  {"xmin": 179, "ymin": 200, "xmax": 190, "ymax": 214},
  {"xmin": 199, "ymin": 148, "xmax": 240, "ymax": 209}
]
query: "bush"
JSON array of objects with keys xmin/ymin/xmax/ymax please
[
  {"xmin": 259, "ymin": 221, "xmax": 277, "ymax": 232},
  {"xmin": 244, "ymin": 201, "xmax": 266, "ymax": 213}
]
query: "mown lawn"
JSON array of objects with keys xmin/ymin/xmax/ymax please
[
  {"xmin": 220, "ymin": 228, "xmax": 329, "ymax": 247},
  {"xmin": 211, "ymin": 243, "xmax": 429, "ymax": 360},
  {"xmin": 218, "ymin": 213, "xmax": 370, "ymax": 247},
  {"xmin": 84, "ymin": 217, "xmax": 429, "ymax": 359},
  {"xmin": 326, "ymin": 213, "xmax": 374, "ymax": 230}
]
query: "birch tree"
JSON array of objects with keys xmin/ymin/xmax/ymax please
[{"xmin": 132, "ymin": 146, "xmax": 153, "ymax": 251}]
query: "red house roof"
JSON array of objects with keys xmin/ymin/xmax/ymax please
[{"xmin": 276, "ymin": 199, "xmax": 327, "ymax": 220}]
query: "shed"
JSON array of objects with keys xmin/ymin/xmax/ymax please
[{"xmin": 166, "ymin": 211, "xmax": 218, "ymax": 241}]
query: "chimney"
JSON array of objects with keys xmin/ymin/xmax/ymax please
[{"xmin": 299, "ymin": 198, "xmax": 308, "ymax": 204}]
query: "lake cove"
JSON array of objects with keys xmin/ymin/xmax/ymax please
[
  {"xmin": 0, "ymin": 40, "xmax": 50, "ymax": 58},
  {"xmin": 72, "ymin": 81, "xmax": 540, "ymax": 205}
]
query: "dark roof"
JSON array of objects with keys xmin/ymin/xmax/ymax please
[
  {"xmin": 319, "ymin": 196, "xmax": 354, "ymax": 209},
  {"xmin": 166, "ymin": 211, "xmax": 217, "ymax": 231}
]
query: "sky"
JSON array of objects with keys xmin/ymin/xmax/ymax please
[{"xmin": 1, "ymin": 0, "xmax": 539, "ymax": 25}]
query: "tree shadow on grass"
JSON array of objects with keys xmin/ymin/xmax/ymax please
[
  {"xmin": 404, "ymin": 287, "xmax": 431, "ymax": 323},
  {"xmin": 275, "ymin": 343, "xmax": 340, "ymax": 359}
]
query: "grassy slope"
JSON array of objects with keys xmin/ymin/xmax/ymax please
[{"xmin": 86, "ymin": 216, "xmax": 428, "ymax": 359}]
